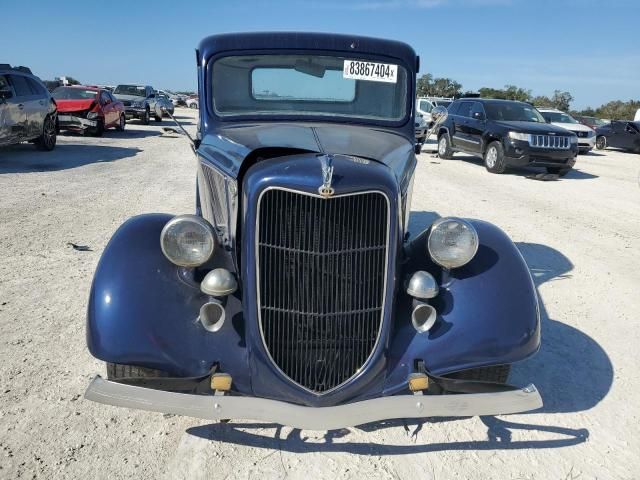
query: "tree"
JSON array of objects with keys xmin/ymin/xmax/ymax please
[
  {"xmin": 531, "ymin": 95, "xmax": 554, "ymax": 108},
  {"xmin": 64, "ymin": 76, "xmax": 81, "ymax": 86},
  {"xmin": 594, "ymin": 100, "xmax": 640, "ymax": 120},
  {"xmin": 478, "ymin": 85, "xmax": 531, "ymax": 102},
  {"xmin": 551, "ymin": 90, "xmax": 573, "ymax": 112},
  {"xmin": 416, "ymin": 74, "xmax": 463, "ymax": 98}
]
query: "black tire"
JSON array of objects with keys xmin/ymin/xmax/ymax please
[
  {"xmin": 154, "ymin": 112, "xmax": 162, "ymax": 122},
  {"xmin": 141, "ymin": 109, "xmax": 150, "ymax": 125},
  {"xmin": 446, "ymin": 364, "xmax": 511, "ymax": 384},
  {"xmin": 115, "ymin": 114, "xmax": 126, "ymax": 132},
  {"xmin": 34, "ymin": 114, "xmax": 57, "ymax": 151},
  {"xmin": 547, "ymin": 166, "xmax": 571, "ymax": 177},
  {"xmin": 93, "ymin": 119, "xmax": 104, "ymax": 137},
  {"xmin": 414, "ymin": 143, "xmax": 422, "ymax": 155},
  {"xmin": 437, "ymin": 133, "xmax": 453, "ymax": 159},
  {"xmin": 107, "ymin": 363, "xmax": 169, "ymax": 380},
  {"xmin": 484, "ymin": 141, "xmax": 506, "ymax": 174},
  {"xmin": 595, "ymin": 135, "xmax": 607, "ymax": 150}
]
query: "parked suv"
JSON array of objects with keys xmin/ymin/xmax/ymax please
[
  {"xmin": 112, "ymin": 84, "xmax": 163, "ymax": 124},
  {"xmin": 416, "ymin": 96, "xmax": 453, "ymax": 127},
  {"xmin": 538, "ymin": 108, "xmax": 595, "ymax": 153},
  {"xmin": 0, "ymin": 64, "xmax": 57, "ymax": 150},
  {"xmin": 437, "ymin": 99, "xmax": 578, "ymax": 175}
]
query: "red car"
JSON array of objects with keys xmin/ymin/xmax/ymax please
[{"xmin": 52, "ymin": 85, "xmax": 126, "ymax": 136}]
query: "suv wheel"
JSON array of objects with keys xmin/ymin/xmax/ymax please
[
  {"xmin": 141, "ymin": 109, "xmax": 150, "ymax": 125},
  {"xmin": 484, "ymin": 141, "xmax": 506, "ymax": 174},
  {"xmin": 437, "ymin": 134, "xmax": 453, "ymax": 159},
  {"xmin": 34, "ymin": 114, "xmax": 57, "ymax": 151},
  {"xmin": 595, "ymin": 135, "xmax": 606, "ymax": 150}
]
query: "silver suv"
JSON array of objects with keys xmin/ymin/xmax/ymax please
[{"xmin": 0, "ymin": 65, "xmax": 57, "ymax": 150}]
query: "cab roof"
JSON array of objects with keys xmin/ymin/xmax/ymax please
[{"xmin": 197, "ymin": 32, "xmax": 418, "ymax": 72}]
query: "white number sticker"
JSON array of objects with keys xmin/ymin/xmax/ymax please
[{"xmin": 343, "ymin": 60, "xmax": 398, "ymax": 83}]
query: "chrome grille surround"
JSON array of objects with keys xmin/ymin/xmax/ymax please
[
  {"xmin": 255, "ymin": 187, "xmax": 390, "ymax": 395},
  {"xmin": 528, "ymin": 134, "xmax": 571, "ymax": 150}
]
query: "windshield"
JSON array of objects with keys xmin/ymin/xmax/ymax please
[
  {"xmin": 52, "ymin": 87, "xmax": 98, "ymax": 100},
  {"xmin": 212, "ymin": 54, "xmax": 408, "ymax": 122},
  {"xmin": 435, "ymin": 100, "xmax": 452, "ymax": 108},
  {"xmin": 113, "ymin": 85, "xmax": 146, "ymax": 96},
  {"xmin": 541, "ymin": 111, "xmax": 579, "ymax": 124},
  {"xmin": 484, "ymin": 102, "xmax": 546, "ymax": 123}
]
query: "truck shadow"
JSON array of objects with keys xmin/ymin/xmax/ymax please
[
  {"xmin": 451, "ymin": 154, "xmax": 598, "ymax": 180},
  {"xmin": 187, "ymin": 211, "xmax": 611, "ymax": 453},
  {"xmin": 0, "ymin": 144, "xmax": 142, "ymax": 173}
]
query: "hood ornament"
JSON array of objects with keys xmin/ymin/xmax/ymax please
[{"xmin": 318, "ymin": 155, "xmax": 335, "ymax": 197}]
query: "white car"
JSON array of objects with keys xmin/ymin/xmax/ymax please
[
  {"xmin": 416, "ymin": 96, "xmax": 453, "ymax": 127},
  {"xmin": 185, "ymin": 97, "xmax": 198, "ymax": 109},
  {"xmin": 538, "ymin": 108, "xmax": 596, "ymax": 153},
  {"xmin": 634, "ymin": 108, "xmax": 640, "ymax": 121}
]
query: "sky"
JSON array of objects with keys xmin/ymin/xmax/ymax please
[{"xmin": 3, "ymin": 0, "xmax": 638, "ymax": 110}]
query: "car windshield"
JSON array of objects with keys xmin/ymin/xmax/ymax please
[
  {"xmin": 542, "ymin": 111, "xmax": 579, "ymax": 124},
  {"xmin": 52, "ymin": 87, "xmax": 98, "ymax": 100},
  {"xmin": 211, "ymin": 54, "xmax": 408, "ymax": 123},
  {"xmin": 484, "ymin": 102, "xmax": 546, "ymax": 122},
  {"xmin": 435, "ymin": 100, "xmax": 452, "ymax": 108},
  {"xmin": 113, "ymin": 85, "xmax": 146, "ymax": 96}
]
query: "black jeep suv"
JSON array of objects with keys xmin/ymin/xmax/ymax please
[{"xmin": 437, "ymin": 99, "xmax": 578, "ymax": 175}]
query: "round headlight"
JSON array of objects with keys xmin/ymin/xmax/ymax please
[
  {"xmin": 160, "ymin": 215, "xmax": 215, "ymax": 267},
  {"xmin": 427, "ymin": 217, "xmax": 479, "ymax": 269}
]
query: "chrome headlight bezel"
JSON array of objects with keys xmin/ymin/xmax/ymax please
[
  {"xmin": 508, "ymin": 131, "xmax": 529, "ymax": 141},
  {"xmin": 427, "ymin": 217, "xmax": 479, "ymax": 270},
  {"xmin": 86, "ymin": 111, "xmax": 98, "ymax": 119},
  {"xmin": 160, "ymin": 214, "xmax": 216, "ymax": 267}
]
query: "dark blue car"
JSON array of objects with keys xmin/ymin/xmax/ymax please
[{"xmin": 84, "ymin": 32, "xmax": 542, "ymax": 430}]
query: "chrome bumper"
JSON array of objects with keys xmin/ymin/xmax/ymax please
[{"xmin": 85, "ymin": 376, "xmax": 542, "ymax": 430}]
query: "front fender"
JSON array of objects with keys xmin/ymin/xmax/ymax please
[
  {"xmin": 384, "ymin": 219, "xmax": 540, "ymax": 393},
  {"xmin": 86, "ymin": 214, "xmax": 250, "ymax": 392}
]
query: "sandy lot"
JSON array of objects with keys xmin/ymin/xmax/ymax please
[{"xmin": 1, "ymin": 109, "xmax": 639, "ymax": 479}]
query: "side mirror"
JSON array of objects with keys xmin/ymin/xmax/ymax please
[
  {"xmin": 473, "ymin": 111, "xmax": 485, "ymax": 121},
  {"xmin": 626, "ymin": 125, "xmax": 637, "ymax": 134},
  {"xmin": 431, "ymin": 105, "xmax": 448, "ymax": 124},
  {"xmin": 148, "ymin": 93, "xmax": 155, "ymax": 99}
]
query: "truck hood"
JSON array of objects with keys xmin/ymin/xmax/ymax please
[
  {"xmin": 202, "ymin": 123, "xmax": 413, "ymax": 176},
  {"xmin": 493, "ymin": 121, "xmax": 576, "ymax": 135},
  {"xmin": 113, "ymin": 94, "xmax": 145, "ymax": 102},
  {"xmin": 55, "ymin": 99, "xmax": 96, "ymax": 112},
  {"xmin": 549, "ymin": 122, "xmax": 593, "ymax": 132}
]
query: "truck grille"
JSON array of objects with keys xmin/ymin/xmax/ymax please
[
  {"xmin": 257, "ymin": 188, "xmax": 389, "ymax": 393},
  {"xmin": 529, "ymin": 134, "xmax": 571, "ymax": 149}
]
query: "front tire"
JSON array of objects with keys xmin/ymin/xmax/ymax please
[
  {"xmin": 414, "ymin": 143, "xmax": 422, "ymax": 155},
  {"xmin": 446, "ymin": 364, "xmax": 511, "ymax": 384},
  {"xmin": 115, "ymin": 114, "xmax": 126, "ymax": 132},
  {"xmin": 595, "ymin": 135, "xmax": 607, "ymax": 150},
  {"xmin": 93, "ymin": 119, "xmax": 104, "ymax": 137},
  {"xmin": 154, "ymin": 111, "xmax": 162, "ymax": 122},
  {"xmin": 484, "ymin": 141, "xmax": 506, "ymax": 174},
  {"xmin": 141, "ymin": 109, "xmax": 150, "ymax": 125},
  {"xmin": 107, "ymin": 363, "xmax": 168, "ymax": 380},
  {"xmin": 437, "ymin": 133, "xmax": 453, "ymax": 159},
  {"xmin": 34, "ymin": 114, "xmax": 57, "ymax": 151}
]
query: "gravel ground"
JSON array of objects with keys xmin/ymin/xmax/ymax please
[{"xmin": 1, "ymin": 109, "xmax": 639, "ymax": 479}]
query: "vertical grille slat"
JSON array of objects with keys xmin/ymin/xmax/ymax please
[
  {"xmin": 527, "ymin": 134, "xmax": 572, "ymax": 150},
  {"xmin": 257, "ymin": 189, "xmax": 388, "ymax": 393}
]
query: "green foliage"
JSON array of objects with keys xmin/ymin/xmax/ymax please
[
  {"xmin": 417, "ymin": 74, "xmax": 638, "ymax": 119},
  {"xmin": 417, "ymin": 73, "xmax": 463, "ymax": 98},
  {"xmin": 65, "ymin": 76, "xmax": 81, "ymax": 86}
]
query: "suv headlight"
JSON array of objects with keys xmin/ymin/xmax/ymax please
[
  {"xmin": 160, "ymin": 215, "xmax": 216, "ymax": 267},
  {"xmin": 586, "ymin": 130, "xmax": 595, "ymax": 137},
  {"xmin": 508, "ymin": 131, "xmax": 529, "ymax": 141},
  {"xmin": 132, "ymin": 101, "xmax": 142, "ymax": 108},
  {"xmin": 428, "ymin": 218, "xmax": 479, "ymax": 269},
  {"xmin": 86, "ymin": 112, "xmax": 98, "ymax": 119}
]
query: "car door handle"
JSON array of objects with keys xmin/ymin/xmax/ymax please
[{"xmin": 17, "ymin": 103, "xmax": 24, "ymax": 109}]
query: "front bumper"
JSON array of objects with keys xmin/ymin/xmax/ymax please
[
  {"xmin": 124, "ymin": 107, "xmax": 146, "ymax": 118},
  {"xmin": 503, "ymin": 139, "xmax": 578, "ymax": 168},
  {"xmin": 58, "ymin": 114, "xmax": 97, "ymax": 130},
  {"xmin": 577, "ymin": 136, "xmax": 596, "ymax": 151},
  {"xmin": 415, "ymin": 127, "xmax": 427, "ymax": 141},
  {"xmin": 85, "ymin": 376, "xmax": 542, "ymax": 430}
]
